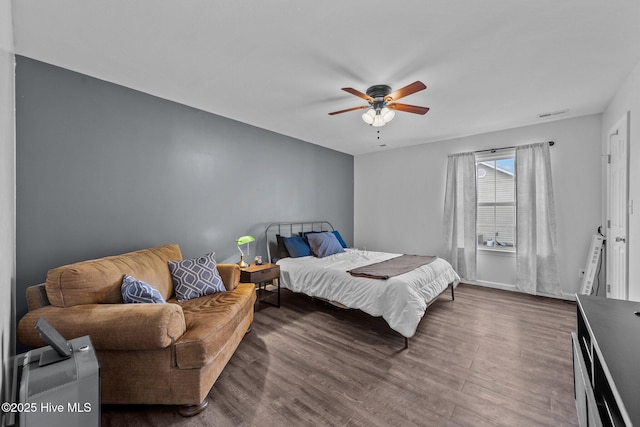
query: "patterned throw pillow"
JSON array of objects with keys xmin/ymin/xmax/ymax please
[
  {"xmin": 168, "ymin": 252, "xmax": 227, "ymax": 302},
  {"xmin": 121, "ymin": 274, "xmax": 167, "ymax": 304}
]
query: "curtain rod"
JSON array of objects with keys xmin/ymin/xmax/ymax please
[{"xmin": 474, "ymin": 141, "xmax": 554, "ymax": 154}]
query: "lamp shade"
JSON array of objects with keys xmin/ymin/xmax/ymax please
[
  {"xmin": 235, "ymin": 235, "xmax": 255, "ymax": 245},
  {"xmin": 235, "ymin": 235, "xmax": 255, "ymax": 268},
  {"xmin": 361, "ymin": 108, "xmax": 376, "ymax": 124},
  {"xmin": 381, "ymin": 107, "xmax": 395, "ymax": 122},
  {"xmin": 361, "ymin": 106, "xmax": 396, "ymax": 127},
  {"xmin": 372, "ymin": 113, "xmax": 386, "ymax": 127}
]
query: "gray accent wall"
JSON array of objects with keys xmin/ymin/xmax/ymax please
[{"xmin": 15, "ymin": 56, "xmax": 353, "ymax": 325}]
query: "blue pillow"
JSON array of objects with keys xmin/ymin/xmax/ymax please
[
  {"xmin": 332, "ymin": 230, "xmax": 348, "ymax": 248},
  {"xmin": 300, "ymin": 230, "xmax": 348, "ymax": 249},
  {"xmin": 168, "ymin": 252, "xmax": 227, "ymax": 302},
  {"xmin": 283, "ymin": 236, "xmax": 312, "ymax": 258},
  {"xmin": 299, "ymin": 231, "xmax": 318, "ymax": 240},
  {"xmin": 307, "ymin": 232, "xmax": 344, "ymax": 258},
  {"xmin": 121, "ymin": 274, "xmax": 166, "ymax": 304}
]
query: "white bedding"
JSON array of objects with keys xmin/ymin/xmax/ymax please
[{"xmin": 277, "ymin": 248, "xmax": 460, "ymax": 337}]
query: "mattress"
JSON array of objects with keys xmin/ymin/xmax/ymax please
[{"xmin": 277, "ymin": 248, "xmax": 460, "ymax": 337}]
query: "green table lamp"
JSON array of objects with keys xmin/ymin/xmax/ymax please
[{"xmin": 235, "ymin": 235, "xmax": 255, "ymax": 268}]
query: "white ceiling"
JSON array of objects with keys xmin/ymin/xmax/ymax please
[{"xmin": 11, "ymin": 1, "xmax": 640, "ymax": 155}]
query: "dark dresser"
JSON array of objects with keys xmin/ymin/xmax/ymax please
[{"xmin": 573, "ymin": 294, "xmax": 640, "ymax": 426}]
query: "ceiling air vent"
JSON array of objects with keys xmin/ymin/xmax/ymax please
[{"xmin": 538, "ymin": 109, "xmax": 568, "ymax": 119}]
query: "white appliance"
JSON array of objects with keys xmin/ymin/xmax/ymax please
[{"xmin": 15, "ymin": 335, "xmax": 100, "ymax": 427}]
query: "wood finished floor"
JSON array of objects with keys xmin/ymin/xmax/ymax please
[{"xmin": 101, "ymin": 284, "xmax": 578, "ymax": 427}]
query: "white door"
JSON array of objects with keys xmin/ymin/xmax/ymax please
[{"xmin": 606, "ymin": 112, "xmax": 629, "ymax": 300}]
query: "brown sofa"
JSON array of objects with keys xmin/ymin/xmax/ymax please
[{"xmin": 17, "ymin": 244, "xmax": 256, "ymax": 416}]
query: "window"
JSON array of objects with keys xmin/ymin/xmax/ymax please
[{"xmin": 476, "ymin": 150, "xmax": 516, "ymax": 251}]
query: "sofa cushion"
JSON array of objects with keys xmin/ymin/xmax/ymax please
[
  {"xmin": 46, "ymin": 244, "xmax": 182, "ymax": 308},
  {"xmin": 215, "ymin": 264, "xmax": 241, "ymax": 292},
  {"xmin": 168, "ymin": 252, "xmax": 226, "ymax": 302},
  {"xmin": 17, "ymin": 303, "xmax": 186, "ymax": 351},
  {"xmin": 121, "ymin": 275, "xmax": 166, "ymax": 304},
  {"xmin": 173, "ymin": 283, "xmax": 256, "ymax": 369}
]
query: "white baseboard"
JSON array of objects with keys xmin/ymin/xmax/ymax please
[
  {"xmin": 466, "ymin": 279, "xmax": 516, "ymax": 292},
  {"xmin": 464, "ymin": 280, "xmax": 576, "ymax": 301}
]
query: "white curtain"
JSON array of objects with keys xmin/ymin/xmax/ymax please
[
  {"xmin": 443, "ymin": 152, "xmax": 477, "ymax": 281},
  {"xmin": 515, "ymin": 142, "xmax": 561, "ymax": 296}
]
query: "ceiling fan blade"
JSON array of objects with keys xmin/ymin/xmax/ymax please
[
  {"xmin": 342, "ymin": 87, "xmax": 374, "ymax": 102},
  {"xmin": 384, "ymin": 81, "xmax": 427, "ymax": 102},
  {"xmin": 388, "ymin": 103, "xmax": 430, "ymax": 115},
  {"xmin": 328, "ymin": 105, "xmax": 370, "ymax": 115}
]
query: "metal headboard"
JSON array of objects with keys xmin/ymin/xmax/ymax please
[{"xmin": 265, "ymin": 221, "xmax": 335, "ymax": 263}]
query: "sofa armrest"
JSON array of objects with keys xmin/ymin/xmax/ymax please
[
  {"xmin": 18, "ymin": 303, "xmax": 186, "ymax": 351},
  {"xmin": 26, "ymin": 283, "xmax": 50, "ymax": 311},
  {"xmin": 217, "ymin": 263, "xmax": 240, "ymax": 291}
]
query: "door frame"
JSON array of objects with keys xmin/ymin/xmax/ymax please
[{"xmin": 606, "ymin": 111, "xmax": 630, "ymax": 299}]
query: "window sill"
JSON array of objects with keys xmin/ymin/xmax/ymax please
[{"xmin": 477, "ymin": 247, "xmax": 516, "ymax": 256}]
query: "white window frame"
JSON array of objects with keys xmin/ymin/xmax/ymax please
[{"xmin": 476, "ymin": 149, "xmax": 516, "ymax": 253}]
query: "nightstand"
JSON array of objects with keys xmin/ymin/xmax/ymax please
[{"xmin": 240, "ymin": 263, "xmax": 280, "ymax": 307}]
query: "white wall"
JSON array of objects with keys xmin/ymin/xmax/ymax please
[
  {"xmin": 476, "ymin": 250, "xmax": 516, "ymax": 289},
  {"xmin": 602, "ymin": 59, "xmax": 640, "ymax": 301},
  {"xmin": 0, "ymin": 0, "xmax": 15, "ymax": 414},
  {"xmin": 355, "ymin": 114, "xmax": 602, "ymax": 298}
]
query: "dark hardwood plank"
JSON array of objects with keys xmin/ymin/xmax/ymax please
[{"xmin": 101, "ymin": 284, "xmax": 578, "ymax": 426}]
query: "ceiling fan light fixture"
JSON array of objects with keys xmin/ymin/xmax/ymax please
[
  {"xmin": 331, "ymin": 81, "xmax": 428, "ymax": 126},
  {"xmin": 362, "ymin": 108, "xmax": 376, "ymax": 124},
  {"xmin": 371, "ymin": 111, "xmax": 386, "ymax": 127},
  {"xmin": 381, "ymin": 107, "xmax": 395, "ymax": 123}
]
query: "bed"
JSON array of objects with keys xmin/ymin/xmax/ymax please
[{"xmin": 265, "ymin": 221, "xmax": 460, "ymax": 348}]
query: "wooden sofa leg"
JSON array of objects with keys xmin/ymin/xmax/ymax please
[{"xmin": 178, "ymin": 399, "xmax": 208, "ymax": 417}]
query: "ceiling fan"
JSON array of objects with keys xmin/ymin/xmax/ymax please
[{"xmin": 328, "ymin": 81, "xmax": 429, "ymax": 127}]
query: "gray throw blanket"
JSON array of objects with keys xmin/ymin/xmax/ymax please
[{"xmin": 347, "ymin": 254, "xmax": 437, "ymax": 280}]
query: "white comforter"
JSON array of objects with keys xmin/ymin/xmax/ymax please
[{"xmin": 277, "ymin": 249, "xmax": 460, "ymax": 337}]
